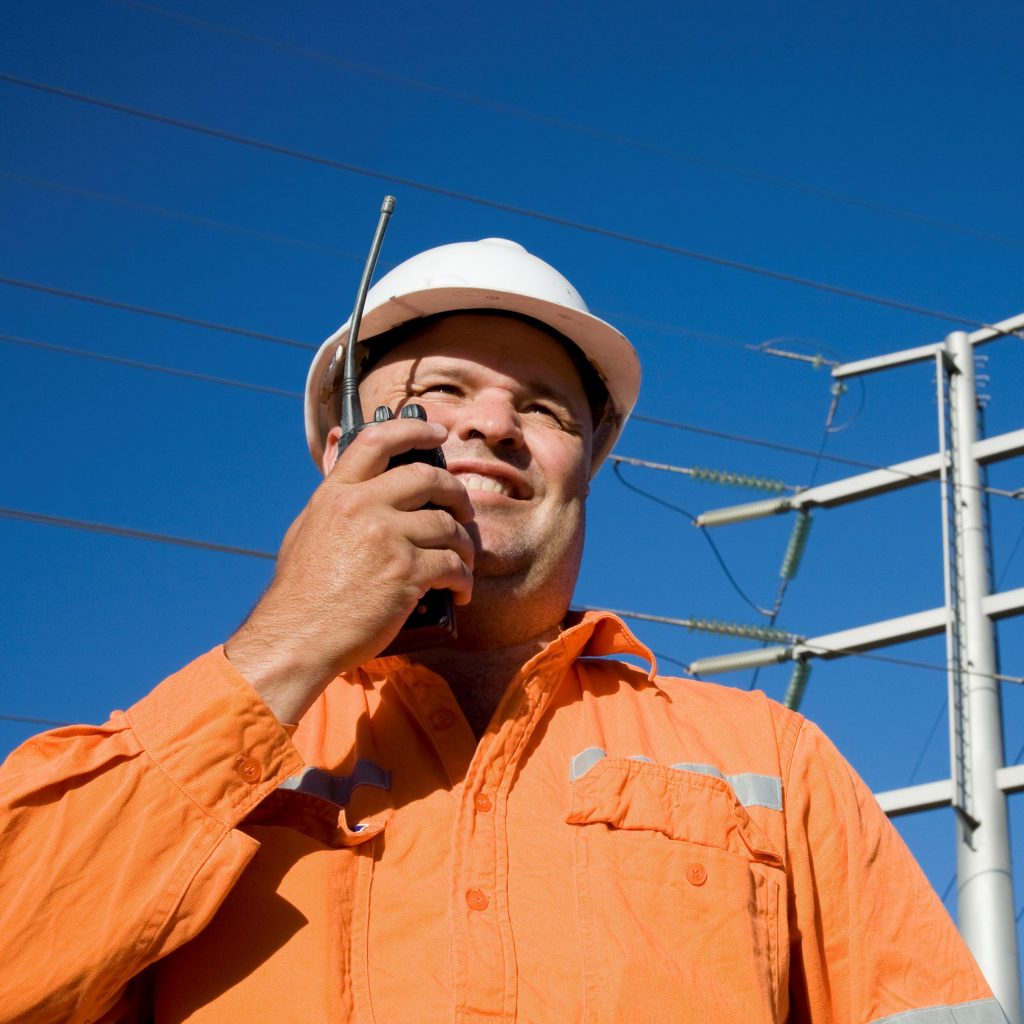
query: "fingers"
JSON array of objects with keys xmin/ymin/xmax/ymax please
[
  {"xmin": 411, "ymin": 548, "xmax": 475, "ymax": 607},
  {"xmin": 329, "ymin": 419, "xmax": 448, "ymax": 484}
]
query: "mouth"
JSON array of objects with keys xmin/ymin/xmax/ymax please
[{"xmin": 447, "ymin": 462, "xmax": 530, "ymax": 500}]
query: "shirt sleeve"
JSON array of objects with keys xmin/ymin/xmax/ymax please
[
  {"xmin": 0, "ymin": 647, "xmax": 305, "ymax": 1024},
  {"xmin": 782, "ymin": 717, "xmax": 1004, "ymax": 1024}
]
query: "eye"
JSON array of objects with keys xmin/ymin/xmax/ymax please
[
  {"xmin": 525, "ymin": 402, "xmax": 559, "ymax": 419},
  {"xmin": 416, "ymin": 383, "xmax": 461, "ymax": 397}
]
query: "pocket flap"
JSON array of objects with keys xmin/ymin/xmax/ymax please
[{"xmin": 566, "ymin": 757, "xmax": 782, "ymax": 866}]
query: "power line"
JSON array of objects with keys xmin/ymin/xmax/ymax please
[
  {"xmin": 611, "ymin": 461, "xmax": 775, "ymax": 617},
  {"xmin": 0, "ymin": 169, "xmax": 369, "ymax": 263},
  {"xmin": 4, "ymin": 502, "xmax": 1020, "ymax": 687},
  {"xmin": 0, "ymin": 171, "xmax": 888, "ymax": 380},
  {"xmin": 0, "ymin": 71, "xmax": 1011, "ymax": 333},
  {"xmin": 0, "ymin": 507, "xmax": 276, "ymax": 560},
  {"xmin": 4, "ymin": 326, "xmax": 1018, "ymax": 509},
  {"xmin": 109, "ymin": 0, "xmax": 1024, "ymax": 253},
  {"xmin": 0, "ymin": 334, "xmax": 304, "ymax": 399},
  {"xmin": 0, "ymin": 275, "xmax": 314, "ymax": 351},
  {"xmin": 0, "ymin": 713, "xmax": 74, "ymax": 728},
  {"xmin": 594, "ymin": 603, "xmax": 1024, "ymax": 685},
  {"xmin": 632, "ymin": 412, "xmax": 1024, "ymax": 502}
]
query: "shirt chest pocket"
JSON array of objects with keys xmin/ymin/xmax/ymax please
[{"xmin": 566, "ymin": 758, "xmax": 787, "ymax": 1024}]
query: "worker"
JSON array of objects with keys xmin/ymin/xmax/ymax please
[{"xmin": 0, "ymin": 238, "xmax": 1004, "ymax": 1023}]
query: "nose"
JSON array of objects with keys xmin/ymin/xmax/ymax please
[{"xmin": 455, "ymin": 391, "xmax": 524, "ymax": 450}]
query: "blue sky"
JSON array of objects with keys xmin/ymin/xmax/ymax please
[{"xmin": 2, "ymin": 0, "xmax": 1023, "ymax": 994}]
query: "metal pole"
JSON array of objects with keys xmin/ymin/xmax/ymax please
[{"xmin": 947, "ymin": 330, "xmax": 1021, "ymax": 1022}]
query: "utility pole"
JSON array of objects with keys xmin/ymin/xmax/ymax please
[
  {"xmin": 680, "ymin": 311, "xmax": 1024, "ymax": 1021},
  {"xmin": 945, "ymin": 330, "xmax": 1020, "ymax": 1020}
]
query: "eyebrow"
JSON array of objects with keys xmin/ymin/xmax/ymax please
[{"xmin": 414, "ymin": 363, "xmax": 587, "ymax": 414}]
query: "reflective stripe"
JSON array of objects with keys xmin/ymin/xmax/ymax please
[
  {"xmin": 870, "ymin": 998, "xmax": 1009, "ymax": 1024},
  {"xmin": 671, "ymin": 762, "xmax": 783, "ymax": 811},
  {"xmin": 570, "ymin": 746, "xmax": 607, "ymax": 780},
  {"xmin": 569, "ymin": 748, "xmax": 783, "ymax": 812},
  {"xmin": 280, "ymin": 758, "xmax": 391, "ymax": 806}
]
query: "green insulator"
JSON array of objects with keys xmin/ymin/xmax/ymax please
[
  {"xmin": 780, "ymin": 511, "xmax": 813, "ymax": 580},
  {"xmin": 783, "ymin": 660, "xmax": 812, "ymax": 711}
]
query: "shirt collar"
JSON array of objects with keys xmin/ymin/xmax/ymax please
[{"xmin": 361, "ymin": 608, "xmax": 659, "ymax": 686}]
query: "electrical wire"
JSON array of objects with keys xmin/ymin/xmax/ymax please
[
  {"xmin": 0, "ymin": 334, "xmax": 304, "ymax": 399},
  {"xmin": 0, "ymin": 275, "xmax": 315, "ymax": 351},
  {"xmin": 3, "ymin": 502, "xmax": 1021, "ymax": 687},
  {"xmin": 0, "ymin": 169, "xmax": 370, "ymax": 263},
  {"xmin": 108, "ymin": 0, "xmax": 1024, "ymax": 253},
  {"xmin": 0, "ymin": 713, "xmax": 74, "ymax": 728},
  {"xmin": 906, "ymin": 698, "xmax": 949, "ymax": 786},
  {"xmin": 998, "ymin": 522, "xmax": 1024, "ymax": 588},
  {"xmin": 3, "ymin": 325, "xmax": 1018, "ymax": 508},
  {"xmin": 1, "ymin": 71, "xmax": 1016, "ymax": 334},
  {"xmin": 632, "ymin": 412, "xmax": 1024, "ymax": 502},
  {"xmin": 611, "ymin": 461, "xmax": 776, "ymax": 617},
  {"xmin": 0, "ymin": 507, "xmax": 277, "ymax": 560}
]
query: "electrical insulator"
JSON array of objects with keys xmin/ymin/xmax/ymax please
[
  {"xmin": 696, "ymin": 497, "xmax": 792, "ymax": 528},
  {"xmin": 687, "ymin": 618, "xmax": 793, "ymax": 643},
  {"xmin": 690, "ymin": 467, "xmax": 786, "ymax": 493},
  {"xmin": 783, "ymin": 660, "xmax": 812, "ymax": 711},
  {"xmin": 780, "ymin": 510, "xmax": 813, "ymax": 580},
  {"xmin": 688, "ymin": 646, "xmax": 791, "ymax": 675}
]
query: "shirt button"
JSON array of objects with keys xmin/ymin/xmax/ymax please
[
  {"xmin": 430, "ymin": 708, "xmax": 455, "ymax": 729},
  {"xmin": 466, "ymin": 889, "xmax": 489, "ymax": 911},
  {"xmin": 235, "ymin": 756, "xmax": 262, "ymax": 784},
  {"xmin": 474, "ymin": 793, "xmax": 492, "ymax": 812},
  {"xmin": 686, "ymin": 862, "xmax": 708, "ymax": 886}
]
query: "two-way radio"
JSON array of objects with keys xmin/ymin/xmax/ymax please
[{"xmin": 329, "ymin": 196, "xmax": 457, "ymax": 653}]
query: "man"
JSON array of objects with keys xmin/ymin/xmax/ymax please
[{"xmin": 0, "ymin": 238, "xmax": 1003, "ymax": 1022}]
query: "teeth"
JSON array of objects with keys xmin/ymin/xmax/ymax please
[{"xmin": 457, "ymin": 472, "xmax": 511, "ymax": 497}]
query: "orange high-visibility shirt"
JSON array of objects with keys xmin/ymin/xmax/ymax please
[{"xmin": 0, "ymin": 612, "xmax": 1002, "ymax": 1023}]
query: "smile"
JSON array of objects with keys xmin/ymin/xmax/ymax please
[{"xmin": 454, "ymin": 472, "xmax": 514, "ymax": 498}]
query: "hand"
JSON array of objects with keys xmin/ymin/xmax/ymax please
[{"xmin": 225, "ymin": 418, "xmax": 475, "ymax": 723}]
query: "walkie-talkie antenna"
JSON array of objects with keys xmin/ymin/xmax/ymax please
[{"xmin": 337, "ymin": 195, "xmax": 396, "ymax": 440}]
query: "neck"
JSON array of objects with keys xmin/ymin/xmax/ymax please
[{"xmin": 410, "ymin": 619, "xmax": 562, "ymax": 739}]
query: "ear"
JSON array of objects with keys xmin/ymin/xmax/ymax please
[{"xmin": 322, "ymin": 426, "xmax": 343, "ymax": 476}]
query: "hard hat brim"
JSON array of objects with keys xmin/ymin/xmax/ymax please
[{"xmin": 305, "ymin": 284, "xmax": 640, "ymax": 476}]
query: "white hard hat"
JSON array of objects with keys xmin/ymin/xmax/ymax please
[{"xmin": 305, "ymin": 237, "xmax": 641, "ymax": 475}]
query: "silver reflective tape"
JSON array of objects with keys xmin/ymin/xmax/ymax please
[
  {"xmin": 671, "ymin": 762, "xmax": 783, "ymax": 811},
  {"xmin": 569, "ymin": 749, "xmax": 782, "ymax": 810},
  {"xmin": 279, "ymin": 758, "xmax": 391, "ymax": 806},
  {"xmin": 870, "ymin": 998, "xmax": 1009, "ymax": 1024},
  {"xmin": 570, "ymin": 746, "xmax": 607, "ymax": 780}
]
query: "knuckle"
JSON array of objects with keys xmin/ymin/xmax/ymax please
[{"xmin": 361, "ymin": 517, "xmax": 390, "ymax": 547}]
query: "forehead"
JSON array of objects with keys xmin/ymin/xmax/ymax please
[{"xmin": 362, "ymin": 313, "xmax": 589, "ymax": 402}]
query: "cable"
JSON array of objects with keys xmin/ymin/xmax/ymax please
[
  {"xmin": 0, "ymin": 507, "xmax": 276, "ymax": 560},
  {"xmin": 633, "ymin": 412, "xmax": 1024, "ymax": 502},
  {"xmin": 0, "ymin": 172, "xmax": 879, "ymax": 377},
  {"xmin": 997, "ymin": 522, "xmax": 1024, "ymax": 588},
  {"xmin": 583, "ymin": 603, "xmax": 1024, "ymax": 684},
  {"xmin": 0, "ymin": 71, "xmax": 1014, "ymax": 333},
  {"xmin": 0, "ymin": 170, "xmax": 369, "ymax": 263},
  {"xmin": 0, "ymin": 334, "xmax": 304, "ymax": 399},
  {"xmin": 609, "ymin": 453, "xmax": 793, "ymax": 493},
  {"xmin": 0, "ymin": 713, "xmax": 74, "ymax": 728},
  {"xmin": 941, "ymin": 874, "xmax": 957, "ymax": 909},
  {"xmin": 611, "ymin": 461, "xmax": 775, "ymax": 617},
  {"xmin": 4, "ymin": 502, "xmax": 1021, "ymax": 686},
  {"xmin": 109, "ymin": 0, "xmax": 1024, "ymax": 252},
  {"xmin": 3, "ymin": 325, "xmax": 1017, "ymax": 508},
  {"xmin": 0, "ymin": 275, "xmax": 315, "ymax": 351},
  {"xmin": 906, "ymin": 698, "xmax": 949, "ymax": 786}
]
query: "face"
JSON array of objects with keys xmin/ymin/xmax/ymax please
[{"xmin": 354, "ymin": 313, "xmax": 594, "ymax": 598}]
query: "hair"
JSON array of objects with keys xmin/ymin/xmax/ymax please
[{"xmin": 358, "ymin": 309, "xmax": 611, "ymax": 427}]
